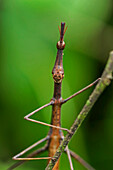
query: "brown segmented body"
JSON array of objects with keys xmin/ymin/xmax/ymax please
[
  {"xmin": 48, "ymin": 27, "xmax": 65, "ymax": 169},
  {"xmin": 49, "ymin": 102, "xmax": 62, "ymax": 170}
]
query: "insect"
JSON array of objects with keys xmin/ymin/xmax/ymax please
[{"xmin": 9, "ymin": 22, "xmax": 100, "ymax": 170}]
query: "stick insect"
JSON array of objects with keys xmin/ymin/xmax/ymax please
[{"xmin": 9, "ymin": 22, "xmax": 100, "ymax": 170}]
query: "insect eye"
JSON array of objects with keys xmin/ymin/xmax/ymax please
[{"xmin": 57, "ymin": 41, "xmax": 65, "ymax": 50}]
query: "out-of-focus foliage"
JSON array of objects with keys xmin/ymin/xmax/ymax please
[{"xmin": 0, "ymin": 0, "xmax": 113, "ymax": 169}]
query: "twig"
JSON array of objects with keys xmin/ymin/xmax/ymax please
[{"xmin": 46, "ymin": 51, "xmax": 113, "ymax": 170}]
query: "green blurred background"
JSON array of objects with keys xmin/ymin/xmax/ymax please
[{"xmin": 0, "ymin": 0, "xmax": 113, "ymax": 169}]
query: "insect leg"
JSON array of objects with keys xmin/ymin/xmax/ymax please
[
  {"xmin": 66, "ymin": 146, "xmax": 74, "ymax": 170},
  {"xmin": 8, "ymin": 143, "xmax": 48, "ymax": 170},
  {"xmin": 24, "ymin": 102, "xmax": 70, "ymax": 133},
  {"xmin": 62, "ymin": 78, "xmax": 101, "ymax": 103},
  {"xmin": 13, "ymin": 136, "xmax": 51, "ymax": 161},
  {"xmin": 68, "ymin": 149, "xmax": 95, "ymax": 170},
  {"xmin": 62, "ymin": 133, "xmax": 94, "ymax": 169}
]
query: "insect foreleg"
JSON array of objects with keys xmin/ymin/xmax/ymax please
[
  {"xmin": 24, "ymin": 101, "xmax": 70, "ymax": 133},
  {"xmin": 63, "ymin": 78, "xmax": 101, "ymax": 103}
]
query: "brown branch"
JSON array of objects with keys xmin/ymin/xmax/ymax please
[{"xmin": 46, "ymin": 51, "xmax": 113, "ymax": 170}]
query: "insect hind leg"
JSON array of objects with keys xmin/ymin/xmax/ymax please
[{"xmin": 13, "ymin": 136, "xmax": 51, "ymax": 161}]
